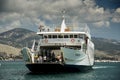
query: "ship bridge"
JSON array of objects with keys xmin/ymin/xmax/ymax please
[
  {"xmin": 36, "ymin": 16, "xmax": 91, "ymax": 47},
  {"xmin": 37, "ymin": 32, "xmax": 87, "ymax": 47}
]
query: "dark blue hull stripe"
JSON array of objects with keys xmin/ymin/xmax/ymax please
[{"xmin": 26, "ymin": 63, "xmax": 93, "ymax": 72}]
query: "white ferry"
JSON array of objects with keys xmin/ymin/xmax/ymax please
[{"xmin": 21, "ymin": 16, "xmax": 94, "ymax": 72}]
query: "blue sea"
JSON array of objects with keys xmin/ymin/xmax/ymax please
[{"xmin": 0, "ymin": 61, "xmax": 120, "ymax": 80}]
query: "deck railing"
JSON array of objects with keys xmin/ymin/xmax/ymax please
[{"xmin": 38, "ymin": 23, "xmax": 90, "ymax": 34}]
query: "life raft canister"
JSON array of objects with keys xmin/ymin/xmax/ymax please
[{"xmin": 71, "ymin": 38, "xmax": 75, "ymax": 43}]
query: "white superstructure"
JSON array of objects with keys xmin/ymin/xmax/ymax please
[{"xmin": 35, "ymin": 17, "xmax": 94, "ymax": 66}]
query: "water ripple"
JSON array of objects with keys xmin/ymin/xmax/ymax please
[{"xmin": 93, "ymin": 66, "xmax": 116, "ymax": 69}]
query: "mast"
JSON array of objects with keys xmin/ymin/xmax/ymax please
[{"xmin": 60, "ymin": 10, "xmax": 67, "ymax": 32}]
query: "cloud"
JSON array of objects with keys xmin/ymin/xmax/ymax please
[
  {"xmin": 111, "ymin": 8, "xmax": 120, "ymax": 23},
  {"xmin": 0, "ymin": 20, "xmax": 21, "ymax": 33},
  {"xmin": 0, "ymin": 0, "xmax": 119, "ymax": 33},
  {"xmin": 93, "ymin": 21, "xmax": 110, "ymax": 27}
]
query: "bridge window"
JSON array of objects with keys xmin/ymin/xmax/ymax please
[
  {"xmin": 58, "ymin": 35, "xmax": 63, "ymax": 38},
  {"xmin": 44, "ymin": 35, "xmax": 47, "ymax": 38},
  {"xmin": 70, "ymin": 35, "xmax": 73, "ymax": 38},
  {"xmin": 74, "ymin": 35, "xmax": 78, "ymax": 38},
  {"xmin": 48, "ymin": 35, "xmax": 52, "ymax": 38},
  {"xmin": 53, "ymin": 35, "xmax": 57, "ymax": 38},
  {"xmin": 64, "ymin": 35, "xmax": 68, "ymax": 38},
  {"xmin": 79, "ymin": 34, "xmax": 84, "ymax": 39}
]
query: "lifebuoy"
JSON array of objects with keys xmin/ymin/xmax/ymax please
[
  {"xmin": 71, "ymin": 38, "xmax": 75, "ymax": 43},
  {"xmin": 44, "ymin": 39, "xmax": 48, "ymax": 43}
]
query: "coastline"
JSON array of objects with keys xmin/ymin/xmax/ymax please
[{"xmin": 95, "ymin": 60, "xmax": 120, "ymax": 62}]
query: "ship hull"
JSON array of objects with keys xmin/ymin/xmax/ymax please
[
  {"xmin": 61, "ymin": 47, "xmax": 94, "ymax": 66},
  {"xmin": 26, "ymin": 63, "xmax": 93, "ymax": 73}
]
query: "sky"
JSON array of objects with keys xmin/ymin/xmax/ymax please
[{"xmin": 0, "ymin": 0, "xmax": 120, "ymax": 40}]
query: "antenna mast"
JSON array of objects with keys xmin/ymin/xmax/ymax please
[{"xmin": 61, "ymin": 9, "xmax": 67, "ymax": 32}]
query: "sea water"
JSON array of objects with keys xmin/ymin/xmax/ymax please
[{"xmin": 0, "ymin": 61, "xmax": 120, "ymax": 80}]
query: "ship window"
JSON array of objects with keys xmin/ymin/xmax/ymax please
[
  {"xmin": 74, "ymin": 35, "xmax": 78, "ymax": 38},
  {"xmin": 53, "ymin": 35, "xmax": 57, "ymax": 38},
  {"xmin": 44, "ymin": 35, "xmax": 47, "ymax": 38},
  {"xmin": 70, "ymin": 35, "xmax": 73, "ymax": 38},
  {"xmin": 58, "ymin": 35, "xmax": 63, "ymax": 38},
  {"xmin": 64, "ymin": 35, "xmax": 68, "ymax": 38},
  {"xmin": 48, "ymin": 35, "xmax": 51, "ymax": 38},
  {"xmin": 79, "ymin": 34, "xmax": 83, "ymax": 39}
]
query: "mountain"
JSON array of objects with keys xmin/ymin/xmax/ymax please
[
  {"xmin": 0, "ymin": 28, "xmax": 120, "ymax": 60},
  {"xmin": 0, "ymin": 28, "xmax": 40, "ymax": 48},
  {"xmin": 92, "ymin": 37, "xmax": 120, "ymax": 55},
  {"xmin": 92, "ymin": 37, "xmax": 120, "ymax": 60}
]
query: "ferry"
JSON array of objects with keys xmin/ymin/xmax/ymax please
[{"xmin": 21, "ymin": 15, "xmax": 94, "ymax": 72}]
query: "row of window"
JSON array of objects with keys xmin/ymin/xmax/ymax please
[{"xmin": 43, "ymin": 34, "xmax": 85, "ymax": 39}]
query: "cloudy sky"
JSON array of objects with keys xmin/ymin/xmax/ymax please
[{"xmin": 0, "ymin": 0, "xmax": 120, "ymax": 40}]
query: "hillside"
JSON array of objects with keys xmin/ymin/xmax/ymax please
[
  {"xmin": 0, "ymin": 28, "xmax": 120, "ymax": 60},
  {"xmin": 92, "ymin": 37, "xmax": 120, "ymax": 56},
  {"xmin": 0, "ymin": 43, "xmax": 21, "ymax": 60},
  {"xmin": 0, "ymin": 28, "xmax": 40, "ymax": 48}
]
